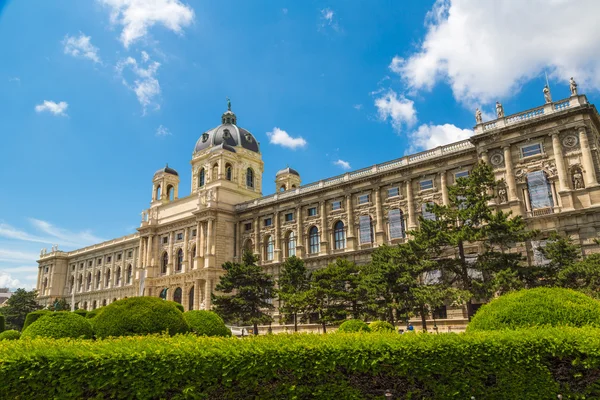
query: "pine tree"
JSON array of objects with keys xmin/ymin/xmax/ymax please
[
  {"xmin": 212, "ymin": 250, "xmax": 276, "ymax": 335},
  {"xmin": 0, "ymin": 289, "xmax": 41, "ymax": 331},
  {"xmin": 278, "ymin": 256, "xmax": 310, "ymax": 332},
  {"xmin": 538, "ymin": 232, "xmax": 581, "ymax": 286}
]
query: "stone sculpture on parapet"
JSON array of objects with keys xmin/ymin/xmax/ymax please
[
  {"xmin": 570, "ymin": 77, "xmax": 578, "ymax": 96},
  {"xmin": 495, "ymin": 101, "xmax": 504, "ymax": 118},
  {"xmin": 475, "ymin": 108, "xmax": 482, "ymax": 124}
]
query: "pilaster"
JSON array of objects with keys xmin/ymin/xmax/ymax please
[
  {"xmin": 374, "ymin": 186, "xmax": 385, "ymax": 245},
  {"xmin": 578, "ymin": 126, "xmax": 598, "ymax": 187},
  {"xmin": 503, "ymin": 145, "xmax": 518, "ymax": 202}
]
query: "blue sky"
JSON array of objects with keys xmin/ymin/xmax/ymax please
[{"xmin": 1, "ymin": 0, "xmax": 600, "ymax": 289}]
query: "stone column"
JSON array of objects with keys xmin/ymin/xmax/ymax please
[
  {"xmin": 167, "ymin": 231, "xmax": 174, "ymax": 274},
  {"xmin": 503, "ymin": 146, "xmax": 518, "ymax": 201},
  {"xmin": 197, "ymin": 221, "xmax": 203, "ymax": 259},
  {"xmin": 146, "ymin": 236, "xmax": 153, "ymax": 268},
  {"xmin": 523, "ymin": 187, "xmax": 532, "ymax": 214},
  {"xmin": 551, "ymin": 132, "xmax": 569, "ymax": 191},
  {"xmin": 550, "ymin": 181, "xmax": 559, "ymax": 209},
  {"xmin": 440, "ymin": 171, "xmax": 449, "ymax": 206},
  {"xmin": 194, "ymin": 279, "xmax": 202, "ymax": 310},
  {"xmin": 406, "ymin": 180, "xmax": 417, "ymax": 229},
  {"xmin": 374, "ymin": 187, "xmax": 385, "ymax": 245},
  {"xmin": 206, "ymin": 219, "xmax": 213, "ymax": 256},
  {"xmin": 320, "ymin": 201, "xmax": 329, "ymax": 254},
  {"xmin": 274, "ymin": 211, "xmax": 282, "ymax": 261},
  {"xmin": 204, "ymin": 279, "xmax": 212, "ymax": 310},
  {"xmin": 296, "ymin": 206, "xmax": 305, "ymax": 257},
  {"xmin": 254, "ymin": 217, "xmax": 260, "ymax": 257},
  {"xmin": 111, "ymin": 250, "xmax": 116, "ymax": 288},
  {"xmin": 182, "ymin": 227, "xmax": 189, "ymax": 272},
  {"xmin": 578, "ymin": 126, "xmax": 598, "ymax": 187},
  {"xmin": 345, "ymin": 194, "xmax": 356, "ymax": 250},
  {"xmin": 238, "ymin": 221, "xmax": 244, "ymax": 259}
]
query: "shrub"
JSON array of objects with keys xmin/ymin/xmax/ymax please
[
  {"xmin": 468, "ymin": 287, "xmax": 600, "ymax": 332},
  {"xmin": 85, "ymin": 308, "xmax": 101, "ymax": 319},
  {"xmin": 0, "ymin": 314, "xmax": 4, "ymax": 333},
  {"xmin": 338, "ymin": 319, "xmax": 371, "ymax": 333},
  {"xmin": 369, "ymin": 320, "xmax": 395, "ymax": 333},
  {"xmin": 21, "ymin": 312, "xmax": 93, "ymax": 340},
  {"xmin": 0, "ymin": 330, "xmax": 20, "ymax": 340},
  {"xmin": 184, "ymin": 310, "xmax": 232, "ymax": 337},
  {"xmin": 0, "ymin": 328, "xmax": 599, "ymax": 398},
  {"xmin": 167, "ymin": 301, "xmax": 184, "ymax": 313},
  {"xmin": 92, "ymin": 297, "xmax": 189, "ymax": 338},
  {"xmin": 23, "ymin": 310, "xmax": 51, "ymax": 330},
  {"xmin": 73, "ymin": 309, "xmax": 87, "ymax": 318}
]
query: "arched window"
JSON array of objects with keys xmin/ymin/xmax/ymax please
[
  {"xmin": 83, "ymin": 301, "xmax": 87, "ymax": 310},
  {"xmin": 246, "ymin": 168, "xmax": 254, "ymax": 188},
  {"xmin": 116, "ymin": 267, "xmax": 121, "ymax": 286},
  {"xmin": 156, "ymin": 185, "xmax": 161, "ymax": 200},
  {"xmin": 159, "ymin": 288, "xmax": 168, "ymax": 300},
  {"xmin": 291, "ymin": 184, "xmax": 297, "ymax": 189},
  {"xmin": 102, "ymin": 299, "xmax": 107, "ymax": 307},
  {"xmin": 422, "ymin": 202, "xmax": 437, "ymax": 221},
  {"xmin": 86, "ymin": 273, "xmax": 91, "ymax": 290},
  {"xmin": 105, "ymin": 269, "xmax": 111, "ymax": 287},
  {"xmin": 309, "ymin": 226, "xmax": 320, "ymax": 254},
  {"xmin": 198, "ymin": 168, "xmax": 205, "ymax": 187},
  {"xmin": 96, "ymin": 271, "xmax": 101, "ymax": 289},
  {"xmin": 286, "ymin": 231, "xmax": 296, "ymax": 257},
  {"xmin": 280, "ymin": 185, "xmax": 286, "ymax": 192},
  {"xmin": 126, "ymin": 265, "xmax": 133, "ymax": 284},
  {"xmin": 92, "ymin": 300, "xmax": 97, "ymax": 310},
  {"xmin": 161, "ymin": 252, "xmax": 168, "ymax": 274},
  {"xmin": 174, "ymin": 287, "xmax": 182, "ymax": 304},
  {"xmin": 212, "ymin": 163, "xmax": 219, "ymax": 181},
  {"xmin": 334, "ymin": 221, "xmax": 346, "ymax": 249},
  {"xmin": 191, "ymin": 245, "xmax": 196, "ymax": 259},
  {"xmin": 176, "ymin": 248, "xmax": 183, "ymax": 272},
  {"xmin": 167, "ymin": 185, "xmax": 174, "ymax": 201},
  {"xmin": 388, "ymin": 209, "xmax": 406, "ymax": 239},
  {"xmin": 43, "ymin": 277, "xmax": 48, "ymax": 294},
  {"xmin": 225, "ymin": 164, "xmax": 232, "ymax": 181},
  {"xmin": 69, "ymin": 276, "xmax": 74, "ymax": 294},
  {"xmin": 265, "ymin": 235, "xmax": 274, "ymax": 261},
  {"xmin": 189, "ymin": 286, "xmax": 195, "ymax": 310},
  {"xmin": 527, "ymin": 170, "xmax": 554, "ymax": 210},
  {"xmin": 359, "ymin": 215, "xmax": 374, "ymax": 244},
  {"xmin": 78, "ymin": 274, "xmax": 83, "ymax": 291}
]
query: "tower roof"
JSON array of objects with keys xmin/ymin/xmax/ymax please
[
  {"xmin": 276, "ymin": 166, "xmax": 300, "ymax": 177},
  {"xmin": 155, "ymin": 164, "xmax": 179, "ymax": 177}
]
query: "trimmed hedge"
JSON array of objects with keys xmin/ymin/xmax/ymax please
[
  {"xmin": 468, "ymin": 287, "xmax": 600, "ymax": 332},
  {"xmin": 21, "ymin": 312, "xmax": 93, "ymax": 340},
  {"xmin": 92, "ymin": 297, "xmax": 189, "ymax": 338},
  {"xmin": 369, "ymin": 320, "xmax": 395, "ymax": 333},
  {"xmin": 85, "ymin": 308, "xmax": 101, "ymax": 319},
  {"xmin": 338, "ymin": 319, "xmax": 370, "ymax": 333},
  {"xmin": 184, "ymin": 310, "xmax": 231, "ymax": 337},
  {"xmin": 23, "ymin": 310, "xmax": 51, "ymax": 330},
  {"xmin": 167, "ymin": 301, "xmax": 184, "ymax": 313},
  {"xmin": 0, "ymin": 330, "xmax": 20, "ymax": 340},
  {"xmin": 0, "ymin": 328, "xmax": 599, "ymax": 398},
  {"xmin": 0, "ymin": 314, "xmax": 4, "ymax": 333},
  {"xmin": 73, "ymin": 309, "xmax": 87, "ymax": 318}
]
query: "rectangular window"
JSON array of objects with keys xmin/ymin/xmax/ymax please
[
  {"xmin": 244, "ymin": 223, "xmax": 252, "ymax": 231},
  {"xmin": 387, "ymin": 187, "xmax": 400, "ymax": 198},
  {"xmin": 176, "ymin": 233, "xmax": 183, "ymax": 241},
  {"xmin": 532, "ymin": 240, "xmax": 551, "ymax": 266},
  {"xmin": 420, "ymin": 179, "xmax": 434, "ymax": 191},
  {"xmin": 264, "ymin": 218, "xmax": 272, "ymax": 227},
  {"xmin": 422, "ymin": 202, "xmax": 437, "ymax": 221},
  {"xmin": 359, "ymin": 215, "xmax": 373, "ymax": 244},
  {"xmin": 388, "ymin": 209, "xmax": 405, "ymax": 239},
  {"xmin": 285, "ymin": 212, "xmax": 294, "ymax": 222},
  {"xmin": 80, "ymin": 263, "xmax": 84, "ymax": 268},
  {"xmin": 117, "ymin": 254, "xmax": 122, "ymax": 261},
  {"xmin": 424, "ymin": 270, "xmax": 442, "ymax": 285},
  {"xmin": 97, "ymin": 258, "xmax": 102, "ymax": 265},
  {"xmin": 192, "ymin": 229, "xmax": 197, "ymax": 237},
  {"xmin": 88, "ymin": 261, "xmax": 92, "ymax": 267},
  {"xmin": 331, "ymin": 201, "xmax": 342, "ymax": 210},
  {"xmin": 163, "ymin": 237, "xmax": 168, "ymax": 244},
  {"xmin": 455, "ymin": 171, "xmax": 469, "ymax": 180},
  {"xmin": 307, "ymin": 207, "xmax": 317, "ymax": 217},
  {"xmin": 106, "ymin": 256, "xmax": 111, "ymax": 263},
  {"xmin": 358, "ymin": 194, "xmax": 370, "ymax": 204},
  {"xmin": 128, "ymin": 251, "xmax": 133, "ymax": 258},
  {"xmin": 521, "ymin": 143, "xmax": 542, "ymax": 158},
  {"xmin": 527, "ymin": 171, "xmax": 554, "ymax": 209}
]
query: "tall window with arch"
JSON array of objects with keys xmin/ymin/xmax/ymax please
[
  {"xmin": 212, "ymin": 163, "xmax": 218, "ymax": 181},
  {"xmin": 69, "ymin": 276, "xmax": 74, "ymax": 294},
  {"xmin": 155, "ymin": 185, "xmax": 161, "ymax": 200},
  {"xmin": 388, "ymin": 209, "xmax": 406, "ymax": 239},
  {"xmin": 265, "ymin": 235, "xmax": 274, "ymax": 261},
  {"xmin": 105, "ymin": 269, "xmax": 111, "ymax": 287},
  {"xmin": 359, "ymin": 215, "xmax": 374, "ymax": 244},
  {"xmin": 334, "ymin": 220, "xmax": 346, "ymax": 249},
  {"xmin": 161, "ymin": 252, "xmax": 168, "ymax": 274},
  {"xmin": 167, "ymin": 185, "xmax": 174, "ymax": 201},
  {"xmin": 309, "ymin": 226, "xmax": 320, "ymax": 254},
  {"xmin": 246, "ymin": 168, "xmax": 254, "ymax": 188},
  {"xmin": 96, "ymin": 271, "xmax": 101, "ymax": 289},
  {"xmin": 225, "ymin": 163, "xmax": 232, "ymax": 181},
  {"xmin": 286, "ymin": 231, "xmax": 296, "ymax": 257},
  {"xmin": 176, "ymin": 248, "xmax": 183, "ymax": 272},
  {"xmin": 198, "ymin": 168, "xmax": 205, "ymax": 187},
  {"xmin": 78, "ymin": 275, "xmax": 83, "ymax": 291},
  {"xmin": 527, "ymin": 170, "xmax": 554, "ymax": 210},
  {"xmin": 126, "ymin": 265, "xmax": 132, "ymax": 284},
  {"xmin": 116, "ymin": 267, "xmax": 121, "ymax": 286},
  {"xmin": 86, "ymin": 273, "xmax": 91, "ymax": 290}
]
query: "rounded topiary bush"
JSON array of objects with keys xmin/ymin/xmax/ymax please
[
  {"xmin": 73, "ymin": 309, "xmax": 88, "ymax": 318},
  {"xmin": 93, "ymin": 297, "xmax": 189, "ymax": 338},
  {"xmin": 467, "ymin": 287, "xmax": 600, "ymax": 332},
  {"xmin": 338, "ymin": 319, "xmax": 371, "ymax": 333},
  {"xmin": 369, "ymin": 320, "xmax": 395, "ymax": 333},
  {"xmin": 0, "ymin": 329, "xmax": 20, "ymax": 340},
  {"xmin": 184, "ymin": 310, "xmax": 232, "ymax": 337},
  {"xmin": 21, "ymin": 312, "xmax": 93, "ymax": 339},
  {"xmin": 85, "ymin": 308, "xmax": 101, "ymax": 319},
  {"xmin": 168, "ymin": 301, "xmax": 184, "ymax": 313},
  {"xmin": 23, "ymin": 310, "xmax": 51, "ymax": 330}
]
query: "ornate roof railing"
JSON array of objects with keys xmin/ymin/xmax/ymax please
[{"xmin": 40, "ymin": 233, "xmax": 140, "ymax": 259}]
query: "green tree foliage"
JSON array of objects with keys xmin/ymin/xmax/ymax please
[
  {"xmin": 0, "ymin": 330, "xmax": 20, "ymax": 340},
  {"xmin": 21, "ymin": 312, "xmax": 93, "ymax": 339},
  {"xmin": 73, "ymin": 309, "xmax": 88, "ymax": 318},
  {"xmin": 184, "ymin": 310, "xmax": 232, "ymax": 337},
  {"xmin": 411, "ymin": 162, "xmax": 535, "ymax": 319},
  {"xmin": 537, "ymin": 232, "xmax": 581, "ymax": 286},
  {"xmin": 92, "ymin": 297, "xmax": 189, "ymax": 338},
  {"xmin": 0, "ymin": 289, "xmax": 42, "ymax": 331},
  {"xmin": 277, "ymin": 256, "xmax": 310, "ymax": 332},
  {"xmin": 305, "ymin": 258, "xmax": 365, "ymax": 333},
  {"xmin": 467, "ymin": 287, "xmax": 600, "ymax": 332},
  {"xmin": 23, "ymin": 310, "xmax": 52, "ymax": 330},
  {"xmin": 0, "ymin": 314, "xmax": 4, "ymax": 333},
  {"xmin": 368, "ymin": 320, "xmax": 395, "ymax": 332},
  {"xmin": 48, "ymin": 298, "xmax": 70, "ymax": 311},
  {"xmin": 337, "ymin": 319, "xmax": 370, "ymax": 333},
  {"xmin": 212, "ymin": 250, "xmax": 276, "ymax": 335},
  {"xmin": 558, "ymin": 253, "xmax": 600, "ymax": 299}
]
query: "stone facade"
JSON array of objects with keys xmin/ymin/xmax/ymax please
[{"xmin": 37, "ymin": 94, "xmax": 600, "ymax": 326}]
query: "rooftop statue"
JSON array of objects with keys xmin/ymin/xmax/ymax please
[
  {"xmin": 570, "ymin": 77, "xmax": 578, "ymax": 96},
  {"xmin": 495, "ymin": 101, "xmax": 504, "ymax": 118},
  {"xmin": 475, "ymin": 108, "xmax": 482, "ymax": 124},
  {"xmin": 543, "ymin": 85, "xmax": 552, "ymax": 103}
]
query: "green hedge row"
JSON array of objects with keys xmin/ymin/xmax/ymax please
[
  {"xmin": 1, "ymin": 328, "xmax": 599, "ymax": 399},
  {"xmin": 0, "ymin": 314, "xmax": 4, "ymax": 333}
]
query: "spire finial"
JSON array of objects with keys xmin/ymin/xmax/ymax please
[
  {"xmin": 166, "ymin": 163, "xmax": 169, "ymax": 168},
  {"xmin": 226, "ymin": 97, "xmax": 231, "ymax": 111}
]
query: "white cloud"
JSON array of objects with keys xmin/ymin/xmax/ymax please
[
  {"xmin": 0, "ymin": 219, "xmax": 103, "ymax": 249},
  {"xmin": 0, "ymin": 272, "xmax": 24, "ymax": 290},
  {"xmin": 8, "ymin": 77, "xmax": 20, "ymax": 83},
  {"xmin": 0, "ymin": 249, "xmax": 39, "ymax": 264},
  {"xmin": 321, "ymin": 8, "xmax": 334, "ymax": 23},
  {"xmin": 63, "ymin": 33, "xmax": 101, "ymax": 63},
  {"xmin": 35, "ymin": 100, "xmax": 68, "ymax": 116},
  {"xmin": 156, "ymin": 125, "xmax": 171, "ymax": 137},
  {"xmin": 116, "ymin": 52, "xmax": 161, "ymax": 113},
  {"xmin": 319, "ymin": 8, "xmax": 340, "ymax": 32},
  {"xmin": 266, "ymin": 127, "xmax": 307, "ymax": 150},
  {"xmin": 98, "ymin": 0, "xmax": 195, "ymax": 48},
  {"xmin": 282, "ymin": 8, "xmax": 288, "ymax": 15},
  {"xmin": 409, "ymin": 123, "xmax": 473, "ymax": 152},
  {"xmin": 333, "ymin": 159, "xmax": 351, "ymax": 170},
  {"xmin": 374, "ymin": 90, "xmax": 417, "ymax": 132},
  {"xmin": 392, "ymin": 0, "xmax": 600, "ymax": 104},
  {"xmin": 353, "ymin": 104, "xmax": 362, "ymax": 110}
]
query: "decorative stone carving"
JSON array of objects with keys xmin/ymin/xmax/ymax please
[
  {"xmin": 475, "ymin": 108, "xmax": 482, "ymax": 124},
  {"xmin": 542, "ymin": 161, "xmax": 557, "ymax": 177},
  {"xmin": 543, "ymin": 85, "xmax": 552, "ymax": 103},
  {"xmin": 572, "ymin": 167, "xmax": 585, "ymax": 189},
  {"xmin": 562, "ymin": 134, "xmax": 578, "ymax": 149},
  {"xmin": 490, "ymin": 151, "xmax": 505, "ymax": 167},
  {"xmin": 497, "ymin": 183, "xmax": 508, "ymax": 204},
  {"xmin": 496, "ymin": 101, "xmax": 504, "ymax": 118},
  {"xmin": 515, "ymin": 168, "xmax": 527, "ymax": 183},
  {"xmin": 570, "ymin": 77, "xmax": 578, "ymax": 96}
]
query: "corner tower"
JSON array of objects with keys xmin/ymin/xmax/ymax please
[
  {"xmin": 151, "ymin": 164, "xmax": 180, "ymax": 204},
  {"xmin": 275, "ymin": 166, "xmax": 301, "ymax": 192}
]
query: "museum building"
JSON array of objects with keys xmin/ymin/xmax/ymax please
[{"xmin": 36, "ymin": 86, "xmax": 600, "ymax": 326}]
